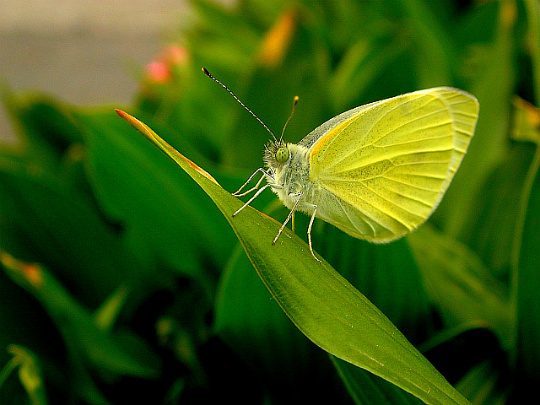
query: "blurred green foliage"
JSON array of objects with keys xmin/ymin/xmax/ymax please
[{"xmin": 0, "ymin": 0, "xmax": 539, "ymax": 404}]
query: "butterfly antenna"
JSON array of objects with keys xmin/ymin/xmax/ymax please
[
  {"xmin": 202, "ymin": 67, "xmax": 277, "ymax": 142},
  {"xmin": 280, "ymin": 95, "xmax": 299, "ymax": 142}
]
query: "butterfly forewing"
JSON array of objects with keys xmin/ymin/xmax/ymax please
[{"xmin": 308, "ymin": 87, "xmax": 479, "ymax": 242}]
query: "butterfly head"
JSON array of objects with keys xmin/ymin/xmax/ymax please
[{"xmin": 264, "ymin": 140, "xmax": 291, "ymax": 169}]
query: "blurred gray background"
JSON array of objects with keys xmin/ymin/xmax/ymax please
[{"xmin": 0, "ymin": 0, "xmax": 188, "ymax": 141}]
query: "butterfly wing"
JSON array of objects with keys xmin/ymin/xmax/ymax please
[{"xmin": 307, "ymin": 87, "xmax": 479, "ymax": 242}]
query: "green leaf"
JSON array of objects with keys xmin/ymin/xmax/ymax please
[
  {"xmin": 439, "ymin": 1, "xmax": 516, "ymax": 237},
  {"xmin": 93, "ymin": 284, "xmax": 129, "ymax": 331},
  {"xmin": 0, "ymin": 93, "xmax": 83, "ymax": 174},
  {"xmin": 76, "ymin": 109, "xmax": 235, "ymax": 275},
  {"xmin": 523, "ymin": 0, "xmax": 540, "ymax": 105},
  {"xmin": 6, "ymin": 345, "xmax": 48, "ymax": 405},
  {"xmin": 408, "ymin": 225, "xmax": 512, "ymax": 348},
  {"xmin": 397, "ymin": 0, "xmax": 452, "ymax": 87},
  {"xmin": 0, "ymin": 252, "xmax": 160, "ymax": 379},
  {"xmin": 455, "ymin": 361, "xmax": 509, "ymax": 405},
  {"xmin": 0, "ymin": 263, "xmax": 67, "ymax": 405},
  {"xmin": 449, "ymin": 98, "xmax": 538, "ymax": 285},
  {"xmin": 217, "ymin": 216, "xmax": 433, "ymax": 401},
  {"xmin": 0, "ymin": 165, "xmax": 138, "ymax": 306},
  {"xmin": 117, "ymin": 110, "xmax": 471, "ymax": 405},
  {"xmin": 329, "ymin": 32, "xmax": 410, "ymax": 112},
  {"xmin": 216, "ymin": 246, "xmax": 352, "ymax": 403},
  {"xmin": 455, "ymin": 140, "xmax": 535, "ymax": 279},
  {"xmin": 313, "ymin": 221, "xmax": 433, "ymax": 344},
  {"xmin": 512, "ymin": 118, "xmax": 540, "ymax": 391},
  {"xmin": 331, "ymin": 355, "xmax": 424, "ymax": 405},
  {"xmin": 189, "ymin": 0, "xmax": 260, "ymax": 71}
]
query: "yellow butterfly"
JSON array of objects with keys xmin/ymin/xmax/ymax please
[{"xmin": 204, "ymin": 70, "xmax": 479, "ymax": 261}]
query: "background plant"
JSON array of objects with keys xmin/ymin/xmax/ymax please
[{"xmin": 0, "ymin": 0, "xmax": 538, "ymax": 404}]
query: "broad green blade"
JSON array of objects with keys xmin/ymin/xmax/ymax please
[
  {"xmin": 215, "ymin": 246, "xmax": 350, "ymax": 403},
  {"xmin": 408, "ymin": 225, "xmax": 512, "ymax": 348},
  {"xmin": 512, "ymin": 99, "xmax": 540, "ymax": 392},
  {"xmin": 0, "ymin": 251, "xmax": 160, "ymax": 379},
  {"xmin": 524, "ymin": 0, "xmax": 540, "ymax": 105},
  {"xmin": 116, "ymin": 110, "xmax": 471, "ymax": 405},
  {"xmin": 331, "ymin": 355, "xmax": 425, "ymax": 405},
  {"xmin": 438, "ymin": 1, "xmax": 516, "ymax": 237}
]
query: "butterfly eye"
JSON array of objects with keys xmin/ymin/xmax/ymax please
[{"xmin": 275, "ymin": 147, "xmax": 290, "ymax": 163}]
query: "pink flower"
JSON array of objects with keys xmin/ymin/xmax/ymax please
[
  {"xmin": 164, "ymin": 45, "xmax": 189, "ymax": 65},
  {"xmin": 146, "ymin": 60, "xmax": 171, "ymax": 83},
  {"xmin": 145, "ymin": 45, "xmax": 189, "ymax": 83}
]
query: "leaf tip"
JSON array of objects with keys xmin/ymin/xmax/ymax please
[{"xmin": 115, "ymin": 109, "xmax": 128, "ymax": 119}]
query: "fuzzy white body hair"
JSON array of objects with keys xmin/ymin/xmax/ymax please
[{"xmin": 265, "ymin": 142, "xmax": 330, "ymax": 217}]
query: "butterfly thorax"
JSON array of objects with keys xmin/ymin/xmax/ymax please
[{"xmin": 264, "ymin": 141, "xmax": 319, "ymax": 214}]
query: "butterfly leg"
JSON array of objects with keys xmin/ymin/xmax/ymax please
[
  {"xmin": 273, "ymin": 192, "xmax": 302, "ymax": 245},
  {"xmin": 232, "ymin": 168, "xmax": 271, "ymax": 197},
  {"xmin": 233, "ymin": 183, "xmax": 273, "ymax": 217},
  {"xmin": 307, "ymin": 206, "xmax": 321, "ymax": 263}
]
